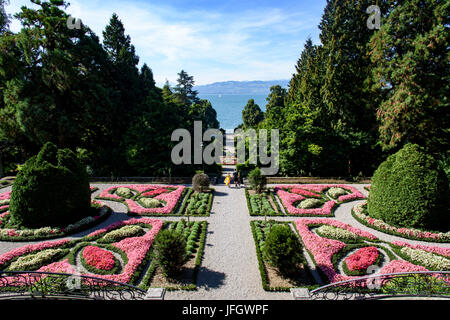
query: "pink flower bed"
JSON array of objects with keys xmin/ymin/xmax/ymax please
[
  {"xmin": 290, "ymin": 188, "xmax": 321, "ymax": 198},
  {"xmin": 125, "ymin": 186, "xmax": 185, "ymax": 215},
  {"xmin": 275, "ymin": 185, "xmax": 365, "ymax": 216},
  {"xmin": 0, "ymin": 191, "xmax": 10, "ymax": 213},
  {"xmin": 345, "ymin": 247, "xmax": 379, "ymax": 271},
  {"xmin": 352, "ymin": 201, "xmax": 449, "ymax": 241},
  {"xmin": 0, "ymin": 218, "xmax": 163, "ymax": 286},
  {"xmin": 0, "ymin": 191, "xmax": 11, "ymax": 201},
  {"xmin": 294, "ymin": 219, "xmax": 378, "ymax": 282},
  {"xmin": 380, "ymin": 260, "xmax": 429, "ymax": 274},
  {"xmin": 141, "ymin": 188, "xmax": 168, "ymax": 197},
  {"xmin": 97, "ymin": 185, "xmax": 185, "ymax": 215},
  {"xmin": 276, "ymin": 188, "xmax": 336, "ymax": 216},
  {"xmin": 83, "ymin": 246, "xmax": 116, "ymax": 271}
]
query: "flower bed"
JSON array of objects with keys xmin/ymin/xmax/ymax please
[
  {"xmin": 82, "ymin": 245, "xmax": 117, "ymax": 271},
  {"xmin": 0, "ymin": 217, "xmax": 208, "ymax": 291},
  {"xmin": 344, "ymin": 247, "xmax": 380, "ymax": 273},
  {"xmin": 389, "ymin": 241, "xmax": 450, "ymax": 271},
  {"xmin": 352, "ymin": 201, "xmax": 450, "ymax": 242},
  {"xmin": 250, "ymin": 220, "xmax": 317, "ymax": 291},
  {"xmin": 0, "ymin": 218, "xmax": 163, "ymax": 288},
  {"xmin": 0, "ymin": 191, "xmax": 111, "ymax": 241},
  {"xmin": 95, "ymin": 184, "xmax": 187, "ymax": 216},
  {"xmin": 245, "ymin": 189, "xmax": 282, "ymax": 216},
  {"xmin": 294, "ymin": 218, "xmax": 449, "ymax": 285},
  {"xmin": 274, "ymin": 184, "xmax": 365, "ymax": 216},
  {"xmin": 294, "ymin": 218, "xmax": 379, "ymax": 283}
]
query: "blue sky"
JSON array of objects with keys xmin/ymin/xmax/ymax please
[{"xmin": 6, "ymin": 0, "xmax": 327, "ymax": 86}]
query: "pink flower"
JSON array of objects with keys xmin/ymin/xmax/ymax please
[
  {"xmin": 380, "ymin": 260, "xmax": 429, "ymax": 274},
  {"xmin": 275, "ymin": 184, "xmax": 365, "ymax": 216},
  {"xmin": 345, "ymin": 247, "xmax": 379, "ymax": 271},
  {"xmin": 83, "ymin": 246, "xmax": 116, "ymax": 271},
  {"xmin": 0, "ymin": 191, "xmax": 11, "ymax": 201},
  {"xmin": 290, "ymin": 188, "xmax": 321, "ymax": 198},
  {"xmin": 96, "ymin": 185, "xmax": 186, "ymax": 215},
  {"xmin": 0, "ymin": 218, "xmax": 164, "ymax": 286},
  {"xmin": 141, "ymin": 188, "xmax": 168, "ymax": 197},
  {"xmin": 294, "ymin": 219, "xmax": 378, "ymax": 283},
  {"xmin": 353, "ymin": 201, "xmax": 448, "ymax": 241}
]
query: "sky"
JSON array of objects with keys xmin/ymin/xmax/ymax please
[{"xmin": 5, "ymin": 0, "xmax": 327, "ymax": 86}]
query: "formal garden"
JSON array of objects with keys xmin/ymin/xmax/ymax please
[{"xmin": 0, "ymin": 142, "xmax": 448, "ymax": 300}]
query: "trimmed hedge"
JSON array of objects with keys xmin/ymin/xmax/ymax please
[
  {"xmin": 368, "ymin": 144, "xmax": 449, "ymax": 231},
  {"xmin": 9, "ymin": 142, "xmax": 91, "ymax": 228},
  {"xmin": 153, "ymin": 229, "xmax": 188, "ymax": 278},
  {"xmin": 263, "ymin": 224, "xmax": 305, "ymax": 277},
  {"xmin": 192, "ymin": 173, "xmax": 210, "ymax": 193}
]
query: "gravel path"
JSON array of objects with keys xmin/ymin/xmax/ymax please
[{"xmin": 166, "ymin": 180, "xmax": 291, "ymax": 300}]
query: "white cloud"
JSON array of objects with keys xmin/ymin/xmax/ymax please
[{"xmin": 5, "ymin": 0, "xmax": 323, "ymax": 85}]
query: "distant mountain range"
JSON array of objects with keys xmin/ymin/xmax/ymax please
[{"xmin": 195, "ymin": 80, "xmax": 290, "ymax": 95}]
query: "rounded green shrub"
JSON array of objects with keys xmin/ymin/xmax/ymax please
[
  {"xmin": 9, "ymin": 142, "xmax": 91, "ymax": 228},
  {"xmin": 262, "ymin": 224, "xmax": 304, "ymax": 276},
  {"xmin": 248, "ymin": 168, "xmax": 267, "ymax": 193},
  {"xmin": 192, "ymin": 173, "xmax": 210, "ymax": 193},
  {"xmin": 153, "ymin": 229, "xmax": 187, "ymax": 278},
  {"xmin": 368, "ymin": 144, "xmax": 449, "ymax": 230}
]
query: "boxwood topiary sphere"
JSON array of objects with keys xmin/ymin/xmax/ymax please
[
  {"xmin": 367, "ymin": 143, "xmax": 449, "ymax": 231},
  {"xmin": 9, "ymin": 142, "xmax": 92, "ymax": 228},
  {"xmin": 192, "ymin": 173, "xmax": 210, "ymax": 193}
]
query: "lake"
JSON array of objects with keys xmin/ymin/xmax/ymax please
[{"xmin": 199, "ymin": 94, "xmax": 268, "ymax": 131}]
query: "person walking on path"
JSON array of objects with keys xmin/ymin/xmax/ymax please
[
  {"xmin": 224, "ymin": 173, "xmax": 231, "ymax": 188},
  {"xmin": 232, "ymin": 170, "xmax": 241, "ymax": 188},
  {"xmin": 236, "ymin": 170, "xmax": 241, "ymax": 188}
]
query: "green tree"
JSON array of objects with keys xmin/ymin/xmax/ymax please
[
  {"xmin": 0, "ymin": 0, "xmax": 115, "ymax": 151},
  {"xmin": 242, "ymin": 99, "xmax": 264, "ymax": 129},
  {"xmin": 319, "ymin": 0, "xmax": 384, "ymax": 176},
  {"xmin": 369, "ymin": 0, "xmax": 449, "ymax": 155},
  {"xmin": 0, "ymin": 0, "xmax": 9, "ymax": 33},
  {"xmin": 263, "ymin": 85, "xmax": 286, "ymax": 130},
  {"xmin": 173, "ymin": 70, "xmax": 200, "ymax": 106}
]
